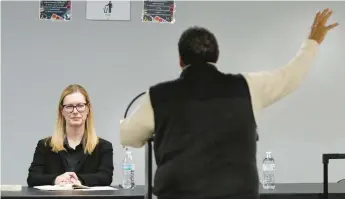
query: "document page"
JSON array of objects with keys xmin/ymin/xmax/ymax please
[{"xmin": 33, "ymin": 184, "xmax": 117, "ymax": 191}]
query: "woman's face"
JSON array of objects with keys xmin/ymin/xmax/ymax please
[{"xmin": 62, "ymin": 92, "xmax": 89, "ymax": 127}]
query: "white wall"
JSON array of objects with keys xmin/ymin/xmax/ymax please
[{"xmin": 1, "ymin": 1, "xmax": 345, "ymax": 185}]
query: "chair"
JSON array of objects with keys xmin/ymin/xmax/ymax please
[
  {"xmin": 145, "ymin": 136, "xmax": 155, "ymax": 199},
  {"xmin": 322, "ymin": 153, "xmax": 345, "ymax": 199}
]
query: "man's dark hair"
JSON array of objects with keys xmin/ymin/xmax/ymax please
[{"xmin": 178, "ymin": 26, "xmax": 219, "ymax": 65}]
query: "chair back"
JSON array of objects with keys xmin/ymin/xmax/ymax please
[{"xmin": 145, "ymin": 136, "xmax": 155, "ymax": 199}]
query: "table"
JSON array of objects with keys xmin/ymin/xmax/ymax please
[
  {"xmin": 1, "ymin": 185, "xmax": 146, "ymax": 199},
  {"xmin": 1, "ymin": 183, "xmax": 344, "ymax": 199},
  {"xmin": 259, "ymin": 183, "xmax": 345, "ymax": 199}
]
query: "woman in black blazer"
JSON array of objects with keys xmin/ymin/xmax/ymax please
[{"xmin": 27, "ymin": 84, "xmax": 114, "ymax": 187}]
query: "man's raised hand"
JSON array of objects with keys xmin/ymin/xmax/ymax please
[{"xmin": 308, "ymin": 8, "xmax": 339, "ymax": 44}]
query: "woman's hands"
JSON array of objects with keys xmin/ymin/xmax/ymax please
[{"xmin": 54, "ymin": 172, "xmax": 82, "ymax": 185}]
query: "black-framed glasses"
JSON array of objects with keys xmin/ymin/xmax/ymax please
[{"xmin": 62, "ymin": 103, "xmax": 87, "ymax": 113}]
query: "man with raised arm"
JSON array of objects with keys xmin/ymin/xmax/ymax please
[{"xmin": 120, "ymin": 8, "xmax": 338, "ymax": 199}]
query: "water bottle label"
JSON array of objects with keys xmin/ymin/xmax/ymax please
[
  {"xmin": 263, "ymin": 164, "xmax": 275, "ymax": 171},
  {"xmin": 122, "ymin": 163, "xmax": 133, "ymax": 170},
  {"xmin": 130, "ymin": 168, "xmax": 135, "ymax": 185}
]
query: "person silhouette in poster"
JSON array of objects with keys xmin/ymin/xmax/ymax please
[
  {"xmin": 107, "ymin": 1, "xmax": 112, "ymax": 13},
  {"xmin": 103, "ymin": 1, "xmax": 112, "ymax": 14}
]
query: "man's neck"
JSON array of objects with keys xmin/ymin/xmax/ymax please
[
  {"xmin": 66, "ymin": 125, "xmax": 85, "ymax": 146},
  {"xmin": 182, "ymin": 62, "xmax": 215, "ymax": 70}
]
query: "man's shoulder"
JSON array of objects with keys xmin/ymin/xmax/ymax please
[
  {"xmin": 223, "ymin": 72, "xmax": 245, "ymax": 80},
  {"xmin": 148, "ymin": 79, "xmax": 182, "ymax": 103},
  {"xmin": 222, "ymin": 73, "xmax": 249, "ymax": 85},
  {"xmin": 150, "ymin": 78, "xmax": 182, "ymax": 91}
]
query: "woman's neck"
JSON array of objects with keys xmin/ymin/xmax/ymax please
[{"xmin": 65, "ymin": 125, "xmax": 85, "ymax": 145}]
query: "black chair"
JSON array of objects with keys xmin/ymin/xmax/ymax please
[
  {"xmin": 322, "ymin": 153, "xmax": 345, "ymax": 199},
  {"xmin": 145, "ymin": 136, "xmax": 154, "ymax": 199}
]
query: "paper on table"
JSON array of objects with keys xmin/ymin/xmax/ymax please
[
  {"xmin": 34, "ymin": 185, "xmax": 73, "ymax": 190},
  {"xmin": 33, "ymin": 184, "xmax": 117, "ymax": 191},
  {"xmin": 0, "ymin": 185, "xmax": 22, "ymax": 191},
  {"xmin": 78, "ymin": 186, "xmax": 118, "ymax": 191}
]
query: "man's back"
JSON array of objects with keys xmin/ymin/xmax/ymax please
[{"xmin": 149, "ymin": 63, "xmax": 259, "ymax": 199}]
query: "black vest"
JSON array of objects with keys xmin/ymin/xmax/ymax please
[{"xmin": 149, "ymin": 63, "xmax": 259, "ymax": 199}]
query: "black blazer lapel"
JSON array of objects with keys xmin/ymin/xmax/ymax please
[{"xmin": 57, "ymin": 151, "xmax": 69, "ymax": 171}]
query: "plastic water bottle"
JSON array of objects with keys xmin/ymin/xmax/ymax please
[
  {"xmin": 121, "ymin": 149, "xmax": 135, "ymax": 189},
  {"xmin": 262, "ymin": 152, "xmax": 275, "ymax": 189}
]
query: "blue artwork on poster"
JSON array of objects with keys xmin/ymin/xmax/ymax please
[
  {"xmin": 40, "ymin": 0, "xmax": 71, "ymax": 21},
  {"xmin": 142, "ymin": 0, "xmax": 175, "ymax": 23}
]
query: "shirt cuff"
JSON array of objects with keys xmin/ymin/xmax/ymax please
[{"xmin": 301, "ymin": 39, "xmax": 319, "ymax": 52}]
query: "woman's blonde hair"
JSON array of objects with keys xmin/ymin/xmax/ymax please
[{"xmin": 49, "ymin": 84, "xmax": 99, "ymax": 154}]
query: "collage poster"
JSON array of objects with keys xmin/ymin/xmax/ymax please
[
  {"xmin": 142, "ymin": 0, "xmax": 175, "ymax": 23},
  {"xmin": 40, "ymin": 0, "xmax": 71, "ymax": 21}
]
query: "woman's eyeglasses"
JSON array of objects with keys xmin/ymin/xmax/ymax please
[{"xmin": 62, "ymin": 103, "xmax": 87, "ymax": 113}]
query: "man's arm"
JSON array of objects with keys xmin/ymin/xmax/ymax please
[
  {"xmin": 243, "ymin": 39, "xmax": 319, "ymax": 116},
  {"xmin": 243, "ymin": 8, "xmax": 338, "ymax": 118},
  {"xmin": 119, "ymin": 91, "xmax": 154, "ymax": 148}
]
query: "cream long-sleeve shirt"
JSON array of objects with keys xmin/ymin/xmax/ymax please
[{"xmin": 120, "ymin": 39, "xmax": 319, "ymax": 148}]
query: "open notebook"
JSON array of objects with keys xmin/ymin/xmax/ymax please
[{"xmin": 33, "ymin": 184, "xmax": 117, "ymax": 191}]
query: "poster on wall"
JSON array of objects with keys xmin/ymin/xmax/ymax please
[
  {"xmin": 142, "ymin": 0, "xmax": 175, "ymax": 24},
  {"xmin": 39, "ymin": 0, "xmax": 71, "ymax": 21},
  {"xmin": 86, "ymin": 1, "xmax": 130, "ymax": 21}
]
